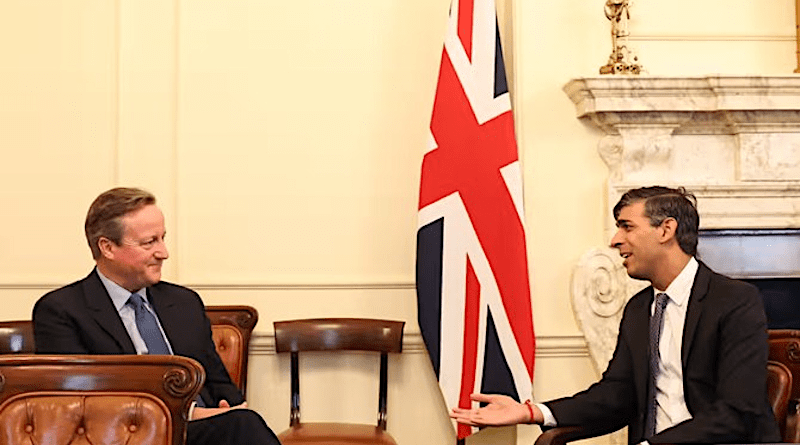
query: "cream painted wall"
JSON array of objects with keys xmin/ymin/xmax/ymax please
[{"xmin": 0, "ymin": 1, "xmax": 795, "ymax": 444}]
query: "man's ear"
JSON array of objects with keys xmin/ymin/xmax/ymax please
[
  {"xmin": 659, "ymin": 217, "xmax": 678, "ymax": 244},
  {"xmin": 98, "ymin": 237, "xmax": 116, "ymax": 259}
]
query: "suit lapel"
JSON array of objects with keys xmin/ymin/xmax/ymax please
[
  {"xmin": 682, "ymin": 262, "xmax": 711, "ymax": 365},
  {"xmin": 148, "ymin": 285, "xmax": 180, "ymax": 350},
  {"xmin": 630, "ymin": 287, "xmax": 654, "ymax": 423},
  {"xmin": 82, "ymin": 270, "xmax": 137, "ymax": 353}
]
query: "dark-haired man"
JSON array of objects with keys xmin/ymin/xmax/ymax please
[
  {"xmin": 451, "ymin": 186, "xmax": 780, "ymax": 444},
  {"xmin": 33, "ymin": 187, "xmax": 281, "ymax": 445}
]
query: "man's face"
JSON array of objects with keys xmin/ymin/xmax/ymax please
[
  {"xmin": 609, "ymin": 200, "xmax": 662, "ymax": 282},
  {"xmin": 104, "ymin": 204, "xmax": 169, "ymax": 292}
]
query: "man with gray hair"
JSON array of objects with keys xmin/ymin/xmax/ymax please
[{"xmin": 34, "ymin": 187, "xmax": 281, "ymax": 445}]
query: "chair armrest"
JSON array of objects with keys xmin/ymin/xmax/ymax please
[{"xmin": 534, "ymin": 424, "xmax": 623, "ymax": 445}]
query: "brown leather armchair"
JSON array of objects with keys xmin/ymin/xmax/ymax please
[
  {"xmin": 0, "ymin": 320, "xmax": 34, "ymax": 353},
  {"xmin": 205, "ymin": 305, "xmax": 258, "ymax": 393},
  {"xmin": 0, "ymin": 354, "xmax": 204, "ymax": 445},
  {"xmin": 769, "ymin": 329, "xmax": 800, "ymax": 443}
]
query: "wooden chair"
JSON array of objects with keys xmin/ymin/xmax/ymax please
[
  {"xmin": 273, "ymin": 318, "xmax": 405, "ymax": 445},
  {"xmin": 0, "ymin": 305, "xmax": 257, "ymax": 394},
  {"xmin": 205, "ymin": 305, "xmax": 259, "ymax": 393},
  {"xmin": 0, "ymin": 354, "xmax": 204, "ymax": 445},
  {"xmin": 533, "ymin": 360, "xmax": 794, "ymax": 445}
]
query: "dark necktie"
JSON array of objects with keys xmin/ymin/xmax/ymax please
[
  {"xmin": 127, "ymin": 293, "xmax": 170, "ymax": 355},
  {"xmin": 645, "ymin": 292, "xmax": 669, "ymax": 438},
  {"xmin": 127, "ymin": 293, "xmax": 206, "ymax": 408}
]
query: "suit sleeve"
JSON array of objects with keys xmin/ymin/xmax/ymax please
[
  {"xmin": 544, "ymin": 299, "xmax": 639, "ymax": 433},
  {"xmin": 652, "ymin": 282, "xmax": 777, "ymax": 444}
]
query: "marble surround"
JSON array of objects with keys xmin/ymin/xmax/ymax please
[{"xmin": 563, "ymin": 76, "xmax": 800, "ymax": 373}]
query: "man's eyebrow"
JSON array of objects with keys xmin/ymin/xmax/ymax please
[{"xmin": 615, "ymin": 219, "xmax": 630, "ymax": 227}]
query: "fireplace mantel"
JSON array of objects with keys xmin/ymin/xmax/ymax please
[
  {"xmin": 564, "ymin": 76, "xmax": 800, "ymax": 233},
  {"xmin": 562, "ymin": 76, "xmax": 800, "ymax": 379}
]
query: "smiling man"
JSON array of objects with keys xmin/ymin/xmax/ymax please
[
  {"xmin": 33, "ymin": 187, "xmax": 280, "ymax": 445},
  {"xmin": 450, "ymin": 186, "xmax": 780, "ymax": 444}
]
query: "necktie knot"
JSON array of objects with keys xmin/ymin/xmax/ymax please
[
  {"xmin": 128, "ymin": 293, "xmax": 146, "ymax": 310},
  {"xmin": 655, "ymin": 292, "xmax": 669, "ymax": 311}
]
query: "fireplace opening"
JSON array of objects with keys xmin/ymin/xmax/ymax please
[{"xmin": 697, "ymin": 229, "xmax": 800, "ymax": 330}]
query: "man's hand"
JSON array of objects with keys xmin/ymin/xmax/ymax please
[
  {"xmin": 449, "ymin": 393, "xmax": 542, "ymax": 427},
  {"xmin": 190, "ymin": 399, "xmax": 249, "ymax": 421}
]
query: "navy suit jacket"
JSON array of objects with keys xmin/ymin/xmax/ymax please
[
  {"xmin": 33, "ymin": 269, "xmax": 243, "ymax": 407},
  {"xmin": 545, "ymin": 262, "xmax": 780, "ymax": 444}
]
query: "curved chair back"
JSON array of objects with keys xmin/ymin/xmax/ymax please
[{"xmin": 0, "ymin": 354, "xmax": 204, "ymax": 445}]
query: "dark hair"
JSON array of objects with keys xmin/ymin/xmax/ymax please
[
  {"xmin": 613, "ymin": 186, "xmax": 699, "ymax": 256},
  {"xmin": 85, "ymin": 187, "xmax": 156, "ymax": 259}
]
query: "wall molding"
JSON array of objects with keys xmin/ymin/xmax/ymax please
[
  {"xmin": 0, "ymin": 282, "xmax": 418, "ymax": 291},
  {"xmin": 251, "ymin": 332, "xmax": 589, "ymax": 359}
]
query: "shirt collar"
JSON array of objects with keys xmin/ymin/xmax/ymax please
[
  {"xmin": 96, "ymin": 268, "xmax": 148, "ymax": 311},
  {"xmin": 654, "ymin": 257, "xmax": 698, "ymax": 307}
]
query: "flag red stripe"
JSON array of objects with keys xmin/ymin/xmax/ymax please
[
  {"xmin": 457, "ymin": 0, "xmax": 474, "ymax": 62},
  {"xmin": 458, "ymin": 259, "xmax": 481, "ymax": 438}
]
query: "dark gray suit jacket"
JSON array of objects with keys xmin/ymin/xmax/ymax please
[
  {"xmin": 545, "ymin": 262, "xmax": 780, "ymax": 444},
  {"xmin": 33, "ymin": 269, "xmax": 243, "ymax": 407}
]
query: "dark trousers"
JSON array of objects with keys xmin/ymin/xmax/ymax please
[{"xmin": 187, "ymin": 409, "xmax": 281, "ymax": 445}]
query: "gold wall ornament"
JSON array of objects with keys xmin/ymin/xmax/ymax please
[
  {"xmin": 600, "ymin": 0, "xmax": 643, "ymax": 75},
  {"xmin": 795, "ymin": 0, "xmax": 800, "ymax": 73}
]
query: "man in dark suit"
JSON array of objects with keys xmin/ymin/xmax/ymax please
[
  {"xmin": 451, "ymin": 186, "xmax": 780, "ymax": 444},
  {"xmin": 33, "ymin": 187, "xmax": 281, "ymax": 445}
]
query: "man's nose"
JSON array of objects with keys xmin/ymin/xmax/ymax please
[
  {"xmin": 155, "ymin": 240, "xmax": 169, "ymax": 259},
  {"xmin": 609, "ymin": 228, "xmax": 623, "ymax": 249}
]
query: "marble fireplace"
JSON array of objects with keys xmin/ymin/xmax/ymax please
[{"xmin": 563, "ymin": 76, "xmax": 800, "ymax": 374}]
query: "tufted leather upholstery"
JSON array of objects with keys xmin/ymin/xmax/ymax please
[
  {"xmin": 205, "ymin": 305, "xmax": 258, "ymax": 393},
  {"xmin": 0, "ymin": 355, "xmax": 204, "ymax": 445}
]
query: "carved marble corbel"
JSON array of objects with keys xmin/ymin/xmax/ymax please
[{"xmin": 572, "ymin": 247, "xmax": 647, "ymax": 373}]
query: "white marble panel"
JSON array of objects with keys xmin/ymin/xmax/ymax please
[{"xmin": 738, "ymin": 132, "xmax": 800, "ymax": 181}]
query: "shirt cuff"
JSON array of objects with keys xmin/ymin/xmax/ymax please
[
  {"xmin": 188, "ymin": 401, "xmax": 197, "ymax": 421},
  {"xmin": 536, "ymin": 403, "xmax": 557, "ymax": 427}
]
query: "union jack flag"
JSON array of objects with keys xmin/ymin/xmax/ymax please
[{"xmin": 416, "ymin": 0, "xmax": 535, "ymax": 439}]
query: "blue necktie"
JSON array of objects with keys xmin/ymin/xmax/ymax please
[
  {"xmin": 128, "ymin": 293, "xmax": 170, "ymax": 355},
  {"xmin": 128, "ymin": 293, "xmax": 206, "ymax": 407},
  {"xmin": 645, "ymin": 292, "xmax": 669, "ymax": 438}
]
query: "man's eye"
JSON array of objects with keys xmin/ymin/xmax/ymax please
[{"xmin": 142, "ymin": 239, "xmax": 156, "ymax": 247}]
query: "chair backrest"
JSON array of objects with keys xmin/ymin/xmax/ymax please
[
  {"xmin": 273, "ymin": 318, "xmax": 404, "ymax": 429},
  {"xmin": 0, "ymin": 354, "xmax": 203, "ymax": 445},
  {"xmin": 0, "ymin": 320, "xmax": 35, "ymax": 354},
  {"xmin": 205, "ymin": 305, "xmax": 258, "ymax": 393}
]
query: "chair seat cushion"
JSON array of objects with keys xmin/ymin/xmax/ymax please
[{"xmin": 278, "ymin": 422, "xmax": 397, "ymax": 445}]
